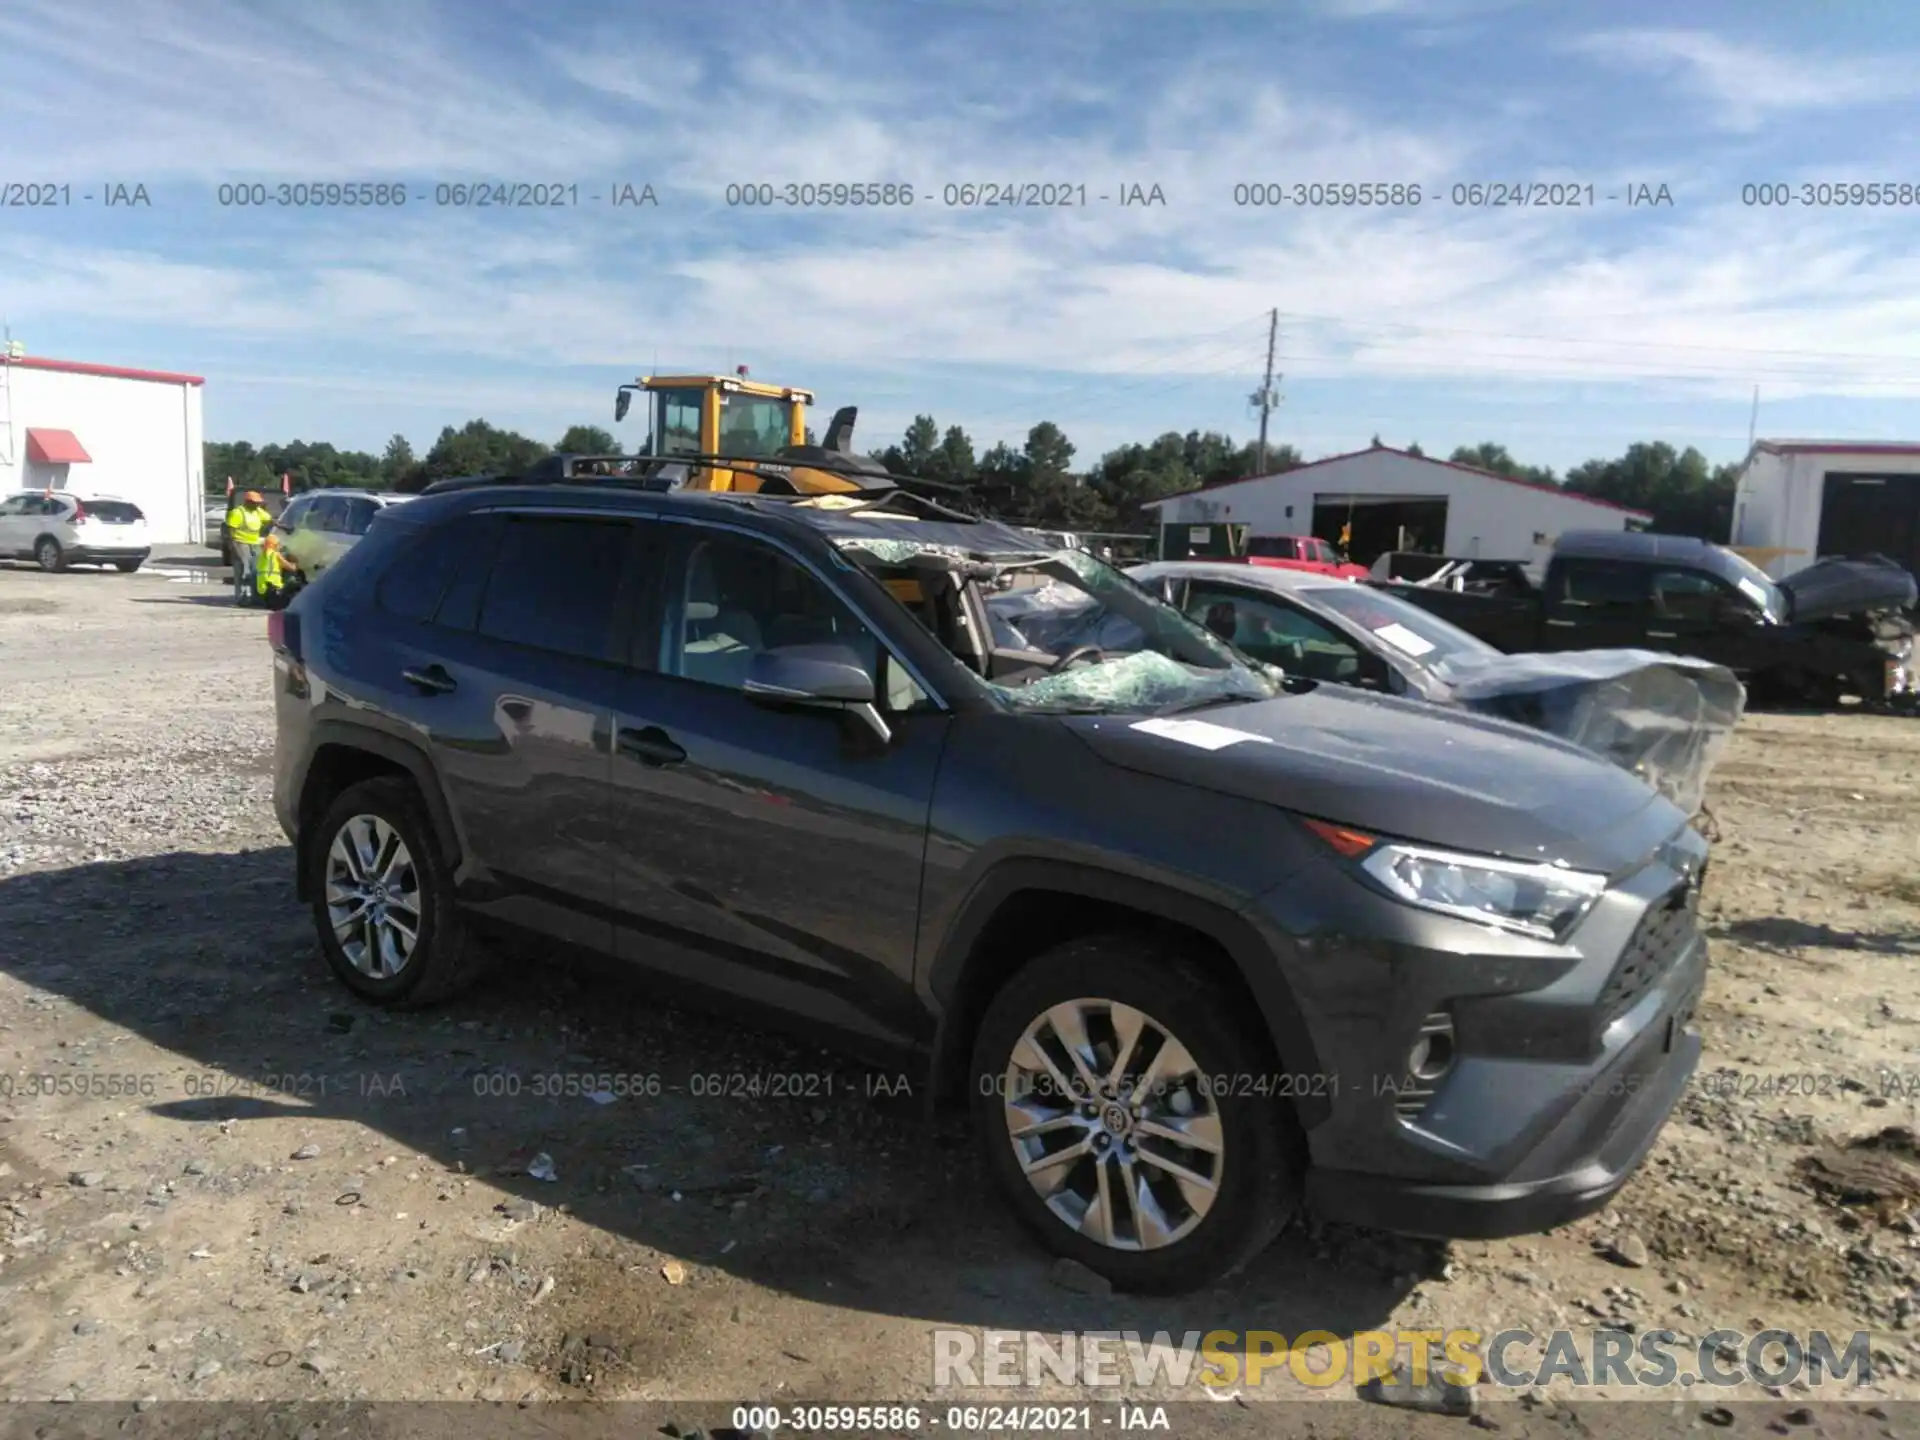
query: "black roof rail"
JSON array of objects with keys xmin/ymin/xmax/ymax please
[{"xmin": 418, "ymin": 450, "xmax": 990, "ymax": 524}]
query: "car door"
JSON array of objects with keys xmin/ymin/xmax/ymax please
[
  {"xmin": 1539, "ymin": 558, "xmax": 1653, "ymax": 651},
  {"xmin": 1642, "ymin": 567, "xmax": 1758, "ymax": 672},
  {"xmin": 0, "ymin": 495, "xmax": 31, "ymax": 555},
  {"xmin": 376, "ymin": 507, "xmax": 649, "ymax": 953},
  {"xmin": 603, "ymin": 521, "xmax": 951, "ymax": 1055}
]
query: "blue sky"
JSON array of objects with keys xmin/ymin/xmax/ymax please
[{"xmin": 4, "ymin": 0, "xmax": 1920, "ymax": 474}]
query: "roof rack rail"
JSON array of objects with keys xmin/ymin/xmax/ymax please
[{"xmin": 418, "ymin": 450, "xmax": 990, "ymax": 524}]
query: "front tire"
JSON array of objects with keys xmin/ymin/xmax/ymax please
[
  {"xmin": 968, "ymin": 935, "xmax": 1303, "ymax": 1292},
  {"xmin": 306, "ymin": 776, "xmax": 491, "ymax": 1007},
  {"xmin": 34, "ymin": 537, "xmax": 64, "ymax": 573}
]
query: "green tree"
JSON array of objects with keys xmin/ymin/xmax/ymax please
[
  {"xmin": 899, "ymin": 414, "xmax": 941, "ymax": 472},
  {"xmin": 418, "ymin": 419, "xmax": 551, "ymax": 482},
  {"xmin": 1406, "ymin": 441, "xmax": 1425, "ymax": 457},
  {"xmin": 1563, "ymin": 442, "xmax": 1735, "ymax": 539},
  {"xmin": 381, "ymin": 434, "xmax": 417, "ymax": 487},
  {"xmin": 936, "ymin": 425, "xmax": 977, "ymax": 483},
  {"xmin": 1449, "ymin": 442, "xmax": 1556, "ymax": 487},
  {"xmin": 557, "ymin": 425, "xmax": 618, "ymax": 455}
]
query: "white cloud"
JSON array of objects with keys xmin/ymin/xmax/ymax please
[
  {"xmin": 6, "ymin": 0, "xmax": 1920, "ymax": 456},
  {"xmin": 1570, "ymin": 28, "xmax": 1920, "ymax": 131}
]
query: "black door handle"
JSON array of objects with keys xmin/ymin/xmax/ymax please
[
  {"xmin": 402, "ymin": 665, "xmax": 457, "ymax": 695},
  {"xmin": 617, "ymin": 725, "xmax": 686, "ymax": 767}
]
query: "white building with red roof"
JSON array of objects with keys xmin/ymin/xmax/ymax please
[
  {"xmin": 0, "ymin": 349, "xmax": 207, "ymax": 546},
  {"xmin": 1142, "ymin": 443, "xmax": 1651, "ymax": 568},
  {"xmin": 1732, "ymin": 439, "xmax": 1920, "ymax": 580}
]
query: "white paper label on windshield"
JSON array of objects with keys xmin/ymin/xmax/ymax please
[
  {"xmin": 1736, "ymin": 577, "xmax": 1769, "ymax": 608},
  {"xmin": 1130, "ymin": 717, "xmax": 1275, "ymax": 751},
  {"xmin": 1372, "ymin": 622, "xmax": 1436, "ymax": 656}
]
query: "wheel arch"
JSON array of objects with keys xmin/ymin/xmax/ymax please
[
  {"xmin": 923, "ymin": 858, "xmax": 1331, "ymax": 1129},
  {"xmin": 294, "ymin": 725, "xmax": 462, "ymax": 902}
]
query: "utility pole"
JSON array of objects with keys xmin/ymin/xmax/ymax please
[
  {"xmin": 1746, "ymin": 385, "xmax": 1760, "ymax": 453},
  {"xmin": 1250, "ymin": 308, "xmax": 1280, "ymax": 475}
]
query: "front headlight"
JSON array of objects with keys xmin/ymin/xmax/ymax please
[{"xmin": 1359, "ymin": 842, "xmax": 1607, "ymax": 940}]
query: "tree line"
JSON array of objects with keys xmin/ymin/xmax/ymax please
[{"xmin": 205, "ymin": 415, "xmax": 1740, "ymax": 540}]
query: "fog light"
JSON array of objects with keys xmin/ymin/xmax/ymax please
[
  {"xmin": 1395, "ymin": 1013, "xmax": 1456, "ymax": 1120},
  {"xmin": 1409, "ymin": 1015, "xmax": 1455, "ymax": 1082}
]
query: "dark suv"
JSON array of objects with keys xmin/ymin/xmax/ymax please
[{"xmin": 271, "ymin": 478, "xmax": 1710, "ymax": 1292}]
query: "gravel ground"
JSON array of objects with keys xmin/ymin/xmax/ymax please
[{"xmin": 2, "ymin": 563, "xmax": 1920, "ymax": 1436}]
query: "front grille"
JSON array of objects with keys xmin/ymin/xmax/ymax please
[{"xmin": 1596, "ymin": 881, "xmax": 1698, "ymax": 1024}]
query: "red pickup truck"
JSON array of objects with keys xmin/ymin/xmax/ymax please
[{"xmin": 1245, "ymin": 534, "xmax": 1371, "ymax": 581}]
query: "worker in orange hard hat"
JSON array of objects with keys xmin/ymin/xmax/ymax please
[{"xmin": 226, "ymin": 490, "xmax": 274, "ymax": 604}]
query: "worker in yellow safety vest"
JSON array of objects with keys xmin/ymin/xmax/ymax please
[
  {"xmin": 255, "ymin": 532, "xmax": 286, "ymax": 606},
  {"xmin": 226, "ymin": 490, "xmax": 273, "ymax": 604}
]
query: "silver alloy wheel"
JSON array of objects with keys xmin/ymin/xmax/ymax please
[
  {"xmin": 1001, "ymin": 998, "xmax": 1224, "ymax": 1250},
  {"xmin": 324, "ymin": 814, "xmax": 422, "ymax": 979}
]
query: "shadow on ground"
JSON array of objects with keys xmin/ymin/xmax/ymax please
[
  {"xmin": 1711, "ymin": 915, "xmax": 1920, "ymax": 957},
  {"xmin": 129, "ymin": 595, "xmax": 260, "ymax": 609},
  {"xmin": 0, "ymin": 846, "xmax": 1423, "ymax": 1338}
]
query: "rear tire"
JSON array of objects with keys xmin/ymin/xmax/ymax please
[
  {"xmin": 306, "ymin": 776, "xmax": 493, "ymax": 1008},
  {"xmin": 34, "ymin": 537, "xmax": 64, "ymax": 573},
  {"xmin": 968, "ymin": 934, "xmax": 1303, "ymax": 1292},
  {"xmin": 115, "ymin": 559, "xmax": 142, "ymax": 573}
]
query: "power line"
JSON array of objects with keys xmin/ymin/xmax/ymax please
[{"xmin": 1273, "ymin": 308, "xmax": 1920, "ymax": 366}]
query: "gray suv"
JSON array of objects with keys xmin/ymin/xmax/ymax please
[{"xmin": 270, "ymin": 475, "xmax": 1709, "ymax": 1292}]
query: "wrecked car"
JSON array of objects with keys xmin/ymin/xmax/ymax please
[
  {"xmin": 275, "ymin": 475, "xmax": 1709, "ymax": 1293},
  {"xmin": 1122, "ymin": 560, "xmax": 1744, "ymax": 815},
  {"xmin": 1373, "ymin": 529, "xmax": 1916, "ymax": 710}
]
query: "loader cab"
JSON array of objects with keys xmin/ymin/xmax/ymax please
[{"xmin": 616, "ymin": 373, "xmax": 813, "ymax": 490}]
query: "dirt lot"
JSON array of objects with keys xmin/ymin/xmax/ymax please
[{"xmin": 2, "ymin": 561, "xmax": 1919, "ymax": 1434}]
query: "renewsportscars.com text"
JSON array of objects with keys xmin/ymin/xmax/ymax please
[{"xmin": 931, "ymin": 1327, "xmax": 1875, "ymax": 1392}]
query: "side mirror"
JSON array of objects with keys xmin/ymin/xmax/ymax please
[
  {"xmin": 743, "ymin": 644, "xmax": 889, "ymax": 743},
  {"xmin": 614, "ymin": 390, "xmax": 631, "ymax": 423}
]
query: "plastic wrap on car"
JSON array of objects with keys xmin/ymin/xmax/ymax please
[{"xmin": 1429, "ymin": 649, "xmax": 1745, "ymax": 815}]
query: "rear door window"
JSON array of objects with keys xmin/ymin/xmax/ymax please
[{"xmin": 473, "ymin": 515, "xmax": 633, "ymax": 663}]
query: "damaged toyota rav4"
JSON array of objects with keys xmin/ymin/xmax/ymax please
[{"xmin": 272, "ymin": 470, "xmax": 1711, "ymax": 1293}]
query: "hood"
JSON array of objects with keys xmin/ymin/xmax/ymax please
[
  {"xmin": 1065, "ymin": 686, "xmax": 1683, "ymax": 876},
  {"xmin": 1428, "ymin": 649, "xmax": 1745, "ymax": 816},
  {"xmin": 1779, "ymin": 557, "xmax": 1917, "ymax": 622}
]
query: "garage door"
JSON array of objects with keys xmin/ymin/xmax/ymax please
[{"xmin": 1819, "ymin": 472, "xmax": 1920, "ymax": 576}]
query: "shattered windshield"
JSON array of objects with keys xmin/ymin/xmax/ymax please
[{"xmin": 834, "ymin": 538, "xmax": 1280, "ymax": 716}]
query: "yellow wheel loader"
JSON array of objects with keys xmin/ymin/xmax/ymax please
[{"xmin": 612, "ymin": 369, "xmax": 894, "ymax": 496}]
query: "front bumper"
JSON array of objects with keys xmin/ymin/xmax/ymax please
[
  {"xmin": 1257, "ymin": 823, "xmax": 1709, "ymax": 1241},
  {"xmin": 1305, "ymin": 984, "xmax": 1702, "ymax": 1237}
]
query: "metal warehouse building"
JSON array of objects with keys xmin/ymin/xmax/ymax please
[
  {"xmin": 1145, "ymin": 444, "xmax": 1650, "ymax": 567},
  {"xmin": 0, "ymin": 350, "xmax": 207, "ymax": 546},
  {"xmin": 1731, "ymin": 439, "xmax": 1920, "ymax": 581}
]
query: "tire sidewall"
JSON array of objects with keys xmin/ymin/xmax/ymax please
[
  {"xmin": 307, "ymin": 783, "xmax": 443, "ymax": 1004},
  {"xmin": 35, "ymin": 538, "xmax": 61, "ymax": 572},
  {"xmin": 968, "ymin": 941, "xmax": 1298, "ymax": 1291}
]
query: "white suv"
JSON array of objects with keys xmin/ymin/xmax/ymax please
[{"xmin": 0, "ymin": 490, "xmax": 151, "ymax": 573}]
